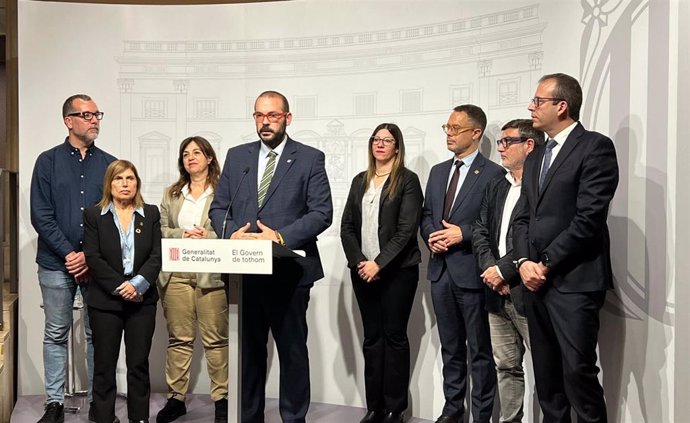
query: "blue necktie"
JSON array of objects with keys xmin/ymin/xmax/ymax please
[{"xmin": 538, "ymin": 139, "xmax": 558, "ymax": 191}]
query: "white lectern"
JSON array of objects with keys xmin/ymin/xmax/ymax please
[{"xmin": 161, "ymin": 238, "xmax": 302, "ymax": 423}]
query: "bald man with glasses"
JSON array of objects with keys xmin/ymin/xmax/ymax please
[
  {"xmin": 420, "ymin": 104, "xmax": 504, "ymax": 423},
  {"xmin": 31, "ymin": 94, "xmax": 117, "ymax": 423}
]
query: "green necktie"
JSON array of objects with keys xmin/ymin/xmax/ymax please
[{"xmin": 258, "ymin": 150, "xmax": 278, "ymax": 206}]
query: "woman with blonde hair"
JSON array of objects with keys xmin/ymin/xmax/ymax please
[{"xmin": 84, "ymin": 160, "xmax": 161, "ymax": 423}]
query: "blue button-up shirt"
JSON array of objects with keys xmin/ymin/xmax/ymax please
[
  {"xmin": 30, "ymin": 138, "xmax": 116, "ymax": 272},
  {"xmin": 101, "ymin": 202, "xmax": 150, "ymax": 295}
]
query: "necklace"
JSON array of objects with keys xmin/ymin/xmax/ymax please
[{"xmin": 375, "ymin": 171, "xmax": 391, "ymax": 177}]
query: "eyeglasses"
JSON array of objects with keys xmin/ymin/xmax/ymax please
[
  {"xmin": 370, "ymin": 136, "xmax": 396, "ymax": 146},
  {"xmin": 496, "ymin": 136, "xmax": 529, "ymax": 149},
  {"xmin": 529, "ymin": 97, "xmax": 565, "ymax": 108},
  {"xmin": 68, "ymin": 111, "xmax": 104, "ymax": 121},
  {"xmin": 441, "ymin": 124, "xmax": 475, "ymax": 135},
  {"xmin": 252, "ymin": 112, "xmax": 288, "ymax": 122}
]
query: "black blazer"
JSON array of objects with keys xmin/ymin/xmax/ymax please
[
  {"xmin": 340, "ymin": 168, "xmax": 423, "ymax": 272},
  {"xmin": 83, "ymin": 204, "xmax": 162, "ymax": 310},
  {"xmin": 513, "ymin": 123, "xmax": 619, "ymax": 293},
  {"xmin": 473, "ymin": 174, "xmax": 525, "ymax": 314}
]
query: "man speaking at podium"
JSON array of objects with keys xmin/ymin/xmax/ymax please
[{"xmin": 210, "ymin": 90, "xmax": 333, "ymax": 423}]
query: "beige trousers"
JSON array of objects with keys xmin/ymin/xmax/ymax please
[{"xmin": 161, "ymin": 274, "xmax": 229, "ymax": 401}]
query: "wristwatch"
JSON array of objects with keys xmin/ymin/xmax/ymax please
[
  {"xmin": 541, "ymin": 252, "xmax": 552, "ymax": 269},
  {"xmin": 515, "ymin": 257, "xmax": 528, "ymax": 270}
]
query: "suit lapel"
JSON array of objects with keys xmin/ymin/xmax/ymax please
[
  {"xmin": 259, "ymin": 138, "xmax": 297, "ymax": 210},
  {"xmin": 169, "ymin": 194, "xmax": 183, "ymax": 229},
  {"xmin": 201, "ymin": 195, "xmax": 213, "ymax": 226},
  {"xmin": 133, "ymin": 210, "xmax": 145, "ymax": 268},
  {"xmin": 449, "ymin": 153, "xmax": 485, "ymax": 218},
  {"xmin": 538, "ymin": 123, "xmax": 584, "ymax": 200},
  {"xmin": 493, "ymin": 179, "xmax": 509, "ymax": 246},
  {"xmin": 247, "ymin": 142, "xmax": 261, "ymax": 202},
  {"xmin": 435, "ymin": 159, "xmax": 454, "ymax": 219},
  {"xmin": 529, "ymin": 143, "xmax": 545, "ymax": 201}
]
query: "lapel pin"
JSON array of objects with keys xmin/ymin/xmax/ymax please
[
  {"xmin": 139, "ymin": 222, "xmax": 143, "ymax": 226},
  {"xmin": 135, "ymin": 228, "xmax": 142, "ymax": 234},
  {"xmin": 287, "ymin": 159, "xmax": 293, "ymax": 164},
  {"xmin": 474, "ymin": 169, "xmax": 480, "ymax": 175}
]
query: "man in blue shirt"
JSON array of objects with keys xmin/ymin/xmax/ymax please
[{"xmin": 30, "ymin": 94, "xmax": 116, "ymax": 423}]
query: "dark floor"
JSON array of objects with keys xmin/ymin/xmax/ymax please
[{"xmin": 12, "ymin": 394, "xmax": 434, "ymax": 422}]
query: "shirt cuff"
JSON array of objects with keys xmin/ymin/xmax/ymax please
[
  {"xmin": 494, "ymin": 265, "xmax": 505, "ymax": 280},
  {"xmin": 129, "ymin": 275, "xmax": 150, "ymax": 295}
]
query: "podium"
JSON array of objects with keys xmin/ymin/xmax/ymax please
[{"xmin": 161, "ymin": 238, "xmax": 302, "ymax": 423}]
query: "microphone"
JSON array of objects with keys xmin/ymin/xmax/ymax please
[{"xmin": 221, "ymin": 166, "xmax": 250, "ymax": 240}]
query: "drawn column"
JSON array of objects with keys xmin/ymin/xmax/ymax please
[
  {"xmin": 173, "ymin": 79, "xmax": 189, "ymax": 143},
  {"xmin": 118, "ymin": 78, "xmax": 134, "ymax": 158}
]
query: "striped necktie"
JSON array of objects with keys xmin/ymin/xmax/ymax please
[{"xmin": 258, "ymin": 150, "xmax": 277, "ymax": 206}]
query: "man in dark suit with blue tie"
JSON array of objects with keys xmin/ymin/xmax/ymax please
[
  {"xmin": 514, "ymin": 73, "xmax": 619, "ymax": 422},
  {"xmin": 209, "ymin": 91, "xmax": 333, "ymax": 423},
  {"xmin": 420, "ymin": 104, "xmax": 504, "ymax": 423}
]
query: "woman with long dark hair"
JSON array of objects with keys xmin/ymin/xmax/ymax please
[
  {"xmin": 155, "ymin": 136, "xmax": 228, "ymax": 423},
  {"xmin": 341, "ymin": 123, "xmax": 423, "ymax": 423}
]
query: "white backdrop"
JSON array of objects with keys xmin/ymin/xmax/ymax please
[{"xmin": 16, "ymin": 0, "xmax": 683, "ymax": 421}]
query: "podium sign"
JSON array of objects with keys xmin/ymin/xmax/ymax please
[{"xmin": 161, "ymin": 238, "xmax": 272, "ymax": 274}]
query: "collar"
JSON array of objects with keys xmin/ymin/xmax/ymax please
[
  {"xmin": 63, "ymin": 137, "xmax": 96, "ymax": 154},
  {"xmin": 181, "ymin": 184, "xmax": 213, "ymax": 199},
  {"xmin": 504, "ymin": 171, "xmax": 521, "ymax": 187},
  {"xmin": 548, "ymin": 121, "xmax": 578, "ymax": 145},
  {"xmin": 259, "ymin": 135, "xmax": 288, "ymax": 158},
  {"xmin": 101, "ymin": 202, "xmax": 145, "ymax": 217},
  {"xmin": 455, "ymin": 147, "xmax": 479, "ymax": 168}
]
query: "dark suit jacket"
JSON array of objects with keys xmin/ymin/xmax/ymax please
[
  {"xmin": 340, "ymin": 168, "xmax": 423, "ymax": 272},
  {"xmin": 473, "ymin": 174, "xmax": 525, "ymax": 314},
  {"xmin": 513, "ymin": 122, "xmax": 619, "ymax": 292},
  {"xmin": 83, "ymin": 204, "xmax": 162, "ymax": 310},
  {"xmin": 209, "ymin": 137, "xmax": 333, "ymax": 286},
  {"xmin": 420, "ymin": 152, "xmax": 504, "ymax": 288}
]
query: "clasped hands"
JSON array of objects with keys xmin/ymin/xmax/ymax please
[
  {"xmin": 357, "ymin": 261, "xmax": 380, "ymax": 283},
  {"xmin": 519, "ymin": 260, "xmax": 549, "ymax": 292},
  {"xmin": 183, "ymin": 224, "xmax": 209, "ymax": 239},
  {"xmin": 481, "ymin": 266, "xmax": 510, "ymax": 296},
  {"xmin": 115, "ymin": 281, "xmax": 142, "ymax": 303},
  {"xmin": 230, "ymin": 220, "xmax": 280, "ymax": 243},
  {"xmin": 65, "ymin": 251, "xmax": 90, "ymax": 284},
  {"xmin": 427, "ymin": 220, "xmax": 463, "ymax": 254}
]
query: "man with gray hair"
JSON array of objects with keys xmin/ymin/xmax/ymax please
[
  {"xmin": 473, "ymin": 119, "xmax": 543, "ymax": 422},
  {"xmin": 31, "ymin": 94, "xmax": 116, "ymax": 423}
]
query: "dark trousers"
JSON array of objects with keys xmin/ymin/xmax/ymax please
[
  {"xmin": 351, "ymin": 265, "xmax": 418, "ymax": 414},
  {"xmin": 430, "ymin": 271, "xmax": 496, "ymax": 423},
  {"xmin": 241, "ymin": 274, "xmax": 311, "ymax": 423},
  {"xmin": 524, "ymin": 287, "xmax": 607, "ymax": 423},
  {"xmin": 88, "ymin": 303, "xmax": 156, "ymax": 423}
]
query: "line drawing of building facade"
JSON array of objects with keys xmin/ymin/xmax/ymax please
[{"xmin": 114, "ymin": 4, "xmax": 546, "ymax": 236}]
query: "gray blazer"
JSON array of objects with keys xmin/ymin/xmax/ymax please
[{"xmin": 157, "ymin": 186, "xmax": 223, "ymax": 289}]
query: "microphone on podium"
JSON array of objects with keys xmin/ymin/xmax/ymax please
[{"xmin": 221, "ymin": 166, "xmax": 250, "ymax": 240}]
